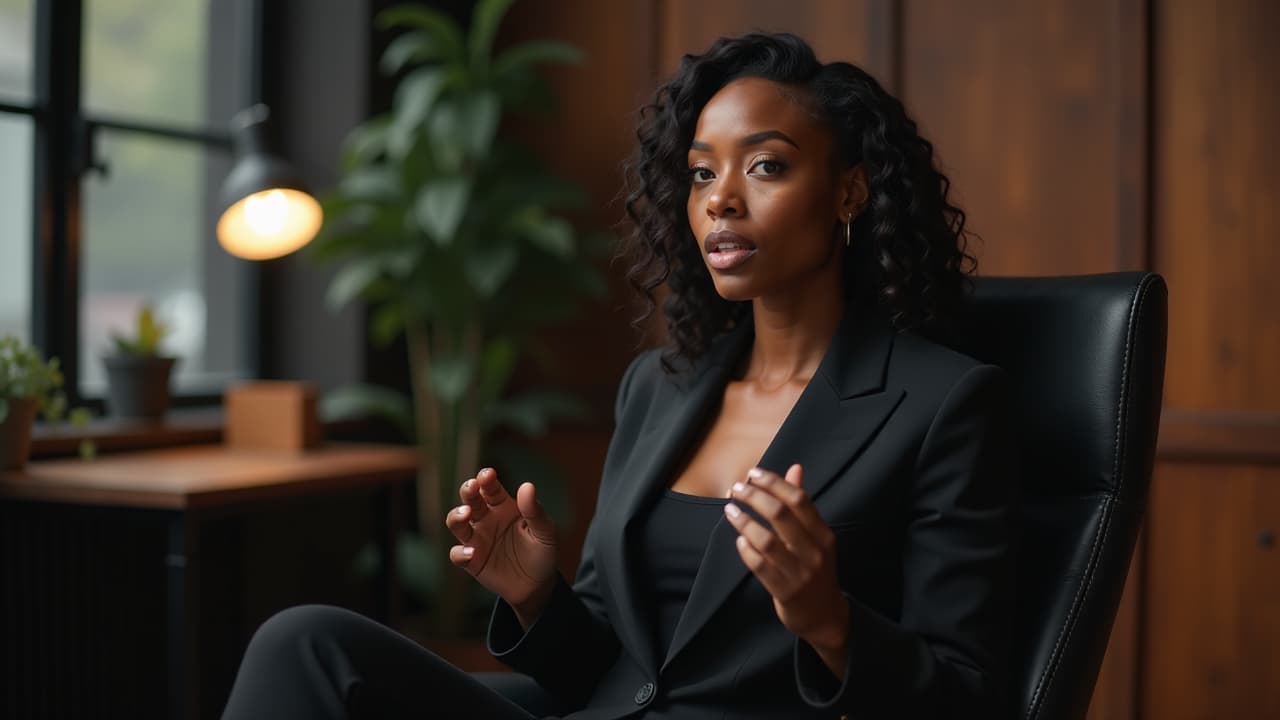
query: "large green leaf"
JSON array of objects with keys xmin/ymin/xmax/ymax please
[
  {"xmin": 492, "ymin": 40, "xmax": 583, "ymax": 78},
  {"xmin": 459, "ymin": 91, "xmax": 500, "ymax": 157},
  {"xmin": 484, "ymin": 390, "xmax": 588, "ymax": 436},
  {"xmin": 426, "ymin": 101, "xmax": 466, "ymax": 172},
  {"xmin": 369, "ymin": 302, "xmax": 405, "ymax": 347},
  {"xmin": 380, "ymin": 30, "xmax": 454, "ymax": 76},
  {"xmin": 375, "ymin": 5, "xmax": 466, "ymax": 66},
  {"xmin": 462, "ymin": 243, "xmax": 519, "ymax": 297},
  {"xmin": 468, "ymin": 0, "xmax": 517, "ymax": 72},
  {"xmin": 427, "ymin": 355, "xmax": 475, "ymax": 403},
  {"xmin": 388, "ymin": 68, "xmax": 450, "ymax": 160},
  {"xmin": 396, "ymin": 532, "xmax": 443, "ymax": 600},
  {"xmin": 340, "ymin": 116, "xmax": 391, "ymax": 172},
  {"xmin": 339, "ymin": 167, "xmax": 401, "ymax": 201},
  {"xmin": 326, "ymin": 257, "xmax": 384, "ymax": 310},
  {"xmin": 414, "ymin": 176, "xmax": 472, "ymax": 246},
  {"xmin": 321, "ymin": 383, "xmax": 414, "ymax": 438},
  {"xmin": 478, "ymin": 337, "xmax": 517, "ymax": 404},
  {"xmin": 524, "ymin": 216, "xmax": 575, "ymax": 258}
]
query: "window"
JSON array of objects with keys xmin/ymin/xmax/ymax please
[{"xmin": 0, "ymin": 0, "xmax": 259, "ymax": 403}]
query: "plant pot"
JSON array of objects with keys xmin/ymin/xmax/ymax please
[
  {"xmin": 102, "ymin": 355, "xmax": 177, "ymax": 420},
  {"xmin": 0, "ymin": 396, "xmax": 40, "ymax": 470}
]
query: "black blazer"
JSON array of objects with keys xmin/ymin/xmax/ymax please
[{"xmin": 488, "ymin": 309, "xmax": 1015, "ymax": 719}]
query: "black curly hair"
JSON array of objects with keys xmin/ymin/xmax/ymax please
[{"xmin": 621, "ymin": 32, "xmax": 976, "ymax": 372}]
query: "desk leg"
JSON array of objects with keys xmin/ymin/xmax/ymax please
[{"xmin": 166, "ymin": 512, "xmax": 200, "ymax": 720}]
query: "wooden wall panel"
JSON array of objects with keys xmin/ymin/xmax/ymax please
[
  {"xmin": 901, "ymin": 0, "xmax": 1147, "ymax": 277},
  {"xmin": 1143, "ymin": 463, "xmax": 1280, "ymax": 719},
  {"xmin": 1153, "ymin": 0, "xmax": 1280, "ymax": 414},
  {"xmin": 656, "ymin": 0, "xmax": 890, "ymax": 81}
]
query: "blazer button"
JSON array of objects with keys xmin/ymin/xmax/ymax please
[{"xmin": 634, "ymin": 681, "xmax": 655, "ymax": 705}]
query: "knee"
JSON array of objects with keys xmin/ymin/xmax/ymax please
[{"xmin": 244, "ymin": 604, "xmax": 358, "ymax": 664}]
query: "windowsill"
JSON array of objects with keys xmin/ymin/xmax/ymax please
[
  {"xmin": 30, "ymin": 407, "xmax": 225, "ymax": 459},
  {"xmin": 29, "ymin": 409, "xmax": 390, "ymax": 460}
]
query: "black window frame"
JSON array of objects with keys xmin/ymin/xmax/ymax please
[{"xmin": 0, "ymin": 0, "xmax": 264, "ymax": 411}]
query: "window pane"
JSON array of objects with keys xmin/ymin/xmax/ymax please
[
  {"xmin": 81, "ymin": 130, "xmax": 250, "ymax": 397},
  {"xmin": 0, "ymin": 0, "xmax": 33, "ymax": 102},
  {"xmin": 0, "ymin": 114, "xmax": 32, "ymax": 345},
  {"xmin": 83, "ymin": 0, "xmax": 242, "ymax": 128}
]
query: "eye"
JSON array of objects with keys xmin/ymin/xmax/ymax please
[
  {"xmin": 749, "ymin": 159, "xmax": 786, "ymax": 176},
  {"xmin": 689, "ymin": 166, "xmax": 715, "ymax": 184}
]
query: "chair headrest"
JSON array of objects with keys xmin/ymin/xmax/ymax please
[{"xmin": 954, "ymin": 272, "xmax": 1168, "ymax": 502}]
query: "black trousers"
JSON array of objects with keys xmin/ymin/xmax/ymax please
[{"xmin": 222, "ymin": 605, "xmax": 539, "ymax": 720}]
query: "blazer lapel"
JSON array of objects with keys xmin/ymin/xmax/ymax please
[
  {"xmin": 594, "ymin": 321, "xmax": 753, "ymax": 671},
  {"xmin": 661, "ymin": 311, "xmax": 905, "ymax": 670}
]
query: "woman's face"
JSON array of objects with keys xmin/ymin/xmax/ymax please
[{"xmin": 686, "ymin": 77, "xmax": 861, "ymax": 303}]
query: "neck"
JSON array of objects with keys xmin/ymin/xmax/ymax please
[{"xmin": 742, "ymin": 267, "xmax": 844, "ymax": 389}]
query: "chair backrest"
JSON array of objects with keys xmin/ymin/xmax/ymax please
[{"xmin": 955, "ymin": 272, "xmax": 1168, "ymax": 720}]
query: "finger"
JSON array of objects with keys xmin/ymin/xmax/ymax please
[
  {"xmin": 476, "ymin": 467, "xmax": 513, "ymax": 509},
  {"xmin": 445, "ymin": 504, "xmax": 475, "ymax": 543},
  {"xmin": 448, "ymin": 544, "xmax": 477, "ymax": 569},
  {"xmin": 516, "ymin": 482, "xmax": 557, "ymax": 543},
  {"xmin": 744, "ymin": 466, "xmax": 829, "ymax": 546},
  {"xmin": 459, "ymin": 477, "xmax": 489, "ymax": 523},
  {"xmin": 723, "ymin": 502, "xmax": 802, "ymax": 584},
  {"xmin": 734, "ymin": 534, "xmax": 793, "ymax": 599},
  {"xmin": 730, "ymin": 475, "xmax": 819, "ymax": 556}
]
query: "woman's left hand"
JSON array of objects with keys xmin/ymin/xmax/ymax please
[{"xmin": 725, "ymin": 463, "xmax": 849, "ymax": 674}]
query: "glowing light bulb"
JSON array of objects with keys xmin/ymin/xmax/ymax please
[{"xmin": 243, "ymin": 189, "xmax": 289, "ymax": 236}]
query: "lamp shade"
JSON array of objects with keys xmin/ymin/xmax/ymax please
[{"xmin": 216, "ymin": 104, "xmax": 323, "ymax": 260}]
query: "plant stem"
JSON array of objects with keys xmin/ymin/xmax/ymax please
[{"xmin": 405, "ymin": 315, "xmax": 442, "ymax": 544}]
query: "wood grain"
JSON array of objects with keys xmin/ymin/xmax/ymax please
[
  {"xmin": 656, "ymin": 0, "xmax": 886, "ymax": 79},
  {"xmin": 901, "ymin": 0, "xmax": 1147, "ymax": 277},
  {"xmin": 1152, "ymin": 0, "xmax": 1280, "ymax": 413},
  {"xmin": 1142, "ymin": 463, "xmax": 1280, "ymax": 719},
  {"xmin": 0, "ymin": 443, "xmax": 418, "ymax": 510}
]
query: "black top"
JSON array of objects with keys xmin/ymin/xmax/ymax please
[{"xmin": 636, "ymin": 489, "xmax": 728, "ymax": 656}]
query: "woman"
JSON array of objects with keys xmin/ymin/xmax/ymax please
[{"xmin": 223, "ymin": 32, "xmax": 1013, "ymax": 720}]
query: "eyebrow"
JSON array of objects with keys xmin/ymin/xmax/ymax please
[{"xmin": 689, "ymin": 129, "xmax": 800, "ymax": 152}]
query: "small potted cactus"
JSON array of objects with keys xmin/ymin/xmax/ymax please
[{"xmin": 102, "ymin": 304, "xmax": 178, "ymax": 420}]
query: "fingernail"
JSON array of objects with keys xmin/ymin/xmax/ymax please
[
  {"xmin": 747, "ymin": 468, "xmax": 764, "ymax": 480},
  {"xmin": 731, "ymin": 482, "xmax": 746, "ymax": 495},
  {"xmin": 455, "ymin": 505, "xmax": 468, "ymax": 515},
  {"xmin": 461, "ymin": 547, "xmax": 475, "ymax": 557},
  {"xmin": 463, "ymin": 480, "xmax": 473, "ymax": 489},
  {"xmin": 724, "ymin": 503, "xmax": 741, "ymax": 518}
]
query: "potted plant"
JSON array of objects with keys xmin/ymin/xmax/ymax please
[
  {"xmin": 102, "ymin": 304, "xmax": 178, "ymax": 419},
  {"xmin": 0, "ymin": 336, "xmax": 67, "ymax": 470},
  {"xmin": 315, "ymin": 0, "xmax": 606, "ymax": 636}
]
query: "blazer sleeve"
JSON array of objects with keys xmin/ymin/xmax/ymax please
[
  {"xmin": 793, "ymin": 363, "xmax": 1015, "ymax": 717},
  {"xmin": 486, "ymin": 352, "xmax": 648, "ymax": 706}
]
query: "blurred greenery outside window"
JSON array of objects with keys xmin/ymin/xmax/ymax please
[{"xmin": 0, "ymin": 0, "xmax": 255, "ymax": 404}]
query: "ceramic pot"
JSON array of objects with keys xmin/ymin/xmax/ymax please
[
  {"xmin": 102, "ymin": 355, "xmax": 177, "ymax": 419},
  {"xmin": 0, "ymin": 396, "xmax": 40, "ymax": 470}
]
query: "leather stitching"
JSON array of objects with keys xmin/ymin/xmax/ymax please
[{"xmin": 1024, "ymin": 274, "xmax": 1155, "ymax": 720}]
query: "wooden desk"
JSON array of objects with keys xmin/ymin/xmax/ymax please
[{"xmin": 0, "ymin": 443, "xmax": 418, "ymax": 720}]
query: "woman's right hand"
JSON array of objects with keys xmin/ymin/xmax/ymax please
[{"xmin": 446, "ymin": 468, "xmax": 559, "ymax": 625}]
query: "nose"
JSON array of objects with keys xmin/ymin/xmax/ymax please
[{"xmin": 705, "ymin": 177, "xmax": 743, "ymax": 219}]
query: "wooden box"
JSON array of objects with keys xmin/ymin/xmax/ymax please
[{"xmin": 223, "ymin": 381, "xmax": 322, "ymax": 452}]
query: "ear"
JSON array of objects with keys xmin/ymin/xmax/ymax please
[{"xmin": 836, "ymin": 164, "xmax": 869, "ymax": 223}]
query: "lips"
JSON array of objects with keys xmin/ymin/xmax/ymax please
[{"xmin": 704, "ymin": 229, "xmax": 757, "ymax": 271}]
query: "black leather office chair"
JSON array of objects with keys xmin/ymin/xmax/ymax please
[
  {"xmin": 477, "ymin": 272, "xmax": 1169, "ymax": 720},
  {"xmin": 956, "ymin": 272, "xmax": 1167, "ymax": 720}
]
